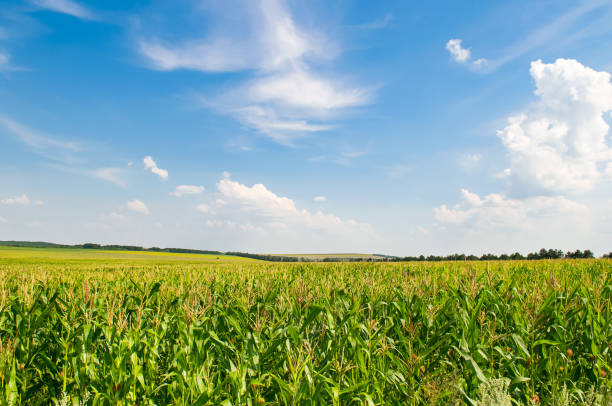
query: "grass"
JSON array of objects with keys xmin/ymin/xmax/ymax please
[
  {"xmin": 0, "ymin": 247, "xmax": 610, "ymax": 405},
  {"xmin": 0, "ymin": 246, "xmax": 259, "ymax": 265},
  {"xmin": 268, "ymin": 253, "xmax": 383, "ymax": 259}
]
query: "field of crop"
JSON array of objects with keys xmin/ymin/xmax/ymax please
[{"xmin": 0, "ymin": 248, "xmax": 610, "ymax": 405}]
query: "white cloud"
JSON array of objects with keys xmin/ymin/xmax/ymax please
[
  {"xmin": 30, "ymin": 0, "xmax": 94, "ymax": 20},
  {"xmin": 498, "ymin": 59, "xmax": 612, "ymax": 195},
  {"xmin": 446, "ymin": 39, "xmax": 470, "ymax": 63},
  {"xmin": 247, "ymin": 70, "xmax": 369, "ymax": 110},
  {"xmin": 140, "ymin": 0, "xmax": 370, "ymax": 143},
  {"xmin": 139, "ymin": 0, "xmax": 326, "ymax": 73},
  {"xmin": 213, "ymin": 177, "xmax": 374, "ymax": 236},
  {"xmin": 171, "ymin": 185, "xmax": 205, "ymax": 197},
  {"xmin": 143, "ymin": 156, "xmax": 168, "ymax": 180},
  {"xmin": 93, "ymin": 167, "xmax": 126, "ymax": 187},
  {"xmin": 314, "ymin": 196, "xmax": 327, "ymax": 202},
  {"xmin": 126, "ymin": 199, "xmax": 149, "ymax": 214},
  {"xmin": 0, "ymin": 216, "xmax": 7, "ymax": 223},
  {"xmin": 34, "ymin": 200, "xmax": 44, "ymax": 205},
  {"xmin": 434, "ymin": 189, "xmax": 586, "ymax": 230},
  {"xmin": 2, "ymin": 194, "xmax": 29, "ymax": 205},
  {"xmin": 446, "ymin": 39, "xmax": 488, "ymax": 70}
]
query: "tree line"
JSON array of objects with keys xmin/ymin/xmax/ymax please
[{"xmin": 0, "ymin": 241, "xmax": 610, "ymax": 262}]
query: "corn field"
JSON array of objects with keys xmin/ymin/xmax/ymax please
[{"xmin": 0, "ymin": 255, "xmax": 610, "ymax": 405}]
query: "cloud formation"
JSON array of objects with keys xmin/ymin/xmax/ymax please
[
  {"xmin": 314, "ymin": 196, "xmax": 327, "ymax": 202},
  {"xmin": 126, "ymin": 199, "xmax": 149, "ymax": 214},
  {"xmin": 0, "ymin": 115, "xmax": 80, "ymax": 157},
  {"xmin": 434, "ymin": 189, "xmax": 586, "ymax": 230},
  {"xmin": 143, "ymin": 156, "xmax": 168, "ymax": 180},
  {"xmin": 498, "ymin": 59, "xmax": 612, "ymax": 195},
  {"xmin": 171, "ymin": 185, "xmax": 205, "ymax": 197},
  {"xmin": 195, "ymin": 176, "xmax": 375, "ymax": 241},
  {"xmin": 2, "ymin": 194, "xmax": 30, "ymax": 205},
  {"xmin": 446, "ymin": 39, "xmax": 487, "ymax": 70},
  {"xmin": 139, "ymin": 0, "xmax": 371, "ymax": 143},
  {"xmin": 30, "ymin": 0, "xmax": 95, "ymax": 20},
  {"xmin": 93, "ymin": 168, "xmax": 126, "ymax": 187}
]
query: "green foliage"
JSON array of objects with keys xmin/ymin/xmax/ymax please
[{"xmin": 0, "ymin": 259, "xmax": 610, "ymax": 404}]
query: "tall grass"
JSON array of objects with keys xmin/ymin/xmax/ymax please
[{"xmin": 0, "ymin": 260, "xmax": 610, "ymax": 404}]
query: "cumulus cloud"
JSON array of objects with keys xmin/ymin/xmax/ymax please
[
  {"xmin": 139, "ymin": 0, "xmax": 371, "ymax": 143},
  {"xmin": 171, "ymin": 185, "xmax": 205, "ymax": 197},
  {"xmin": 30, "ymin": 0, "xmax": 95, "ymax": 20},
  {"xmin": 498, "ymin": 59, "xmax": 612, "ymax": 195},
  {"xmin": 93, "ymin": 167, "xmax": 126, "ymax": 187},
  {"xmin": 446, "ymin": 39, "xmax": 487, "ymax": 70},
  {"xmin": 205, "ymin": 177, "xmax": 374, "ymax": 237},
  {"xmin": 126, "ymin": 199, "xmax": 149, "ymax": 214},
  {"xmin": 434, "ymin": 189, "xmax": 586, "ymax": 230},
  {"xmin": 446, "ymin": 39, "xmax": 470, "ymax": 63},
  {"xmin": 2, "ymin": 194, "xmax": 30, "ymax": 205},
  {"xmin": 314, "ymin": 196, "xmax": 327, "ymax": 202},
  {"xmin": 143, "ymin": 156, "xmax": 168, "ymax": 180}
]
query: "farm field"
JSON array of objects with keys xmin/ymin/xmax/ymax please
[
  {"xmin": 0, "ymin": 248, "xmax": 610, "ymax": 405},
  {"xmin": 267, "ymin": 253, "xmax": 385, "ymax": 261}
]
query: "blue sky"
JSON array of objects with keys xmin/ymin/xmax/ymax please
[{"xmin": 1, "ymin": 0, "xmax": 612, "ymax": 255}]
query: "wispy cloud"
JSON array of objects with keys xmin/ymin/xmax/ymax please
[
  {"xmin": 139, "ymin": 0, "xmax": 372, "ymax": 144},
  {"xmin": 0, "ymin": 51, "xmax": 25, "ymax": 72},
  {"xmin": 352, "ymin": 13, "xmax": 393, "ymax": 30},
  {"xmin": 93, "ymin": 167, "xmax": 126, "ymax": 187},
  {"xmin": 0, "ymin": 115, "xmax": 80, "ymax": 153},
  {"xmin": 448, "ymin": 1, "xmax": 612, "ymax": 73},
  {"xmin": 314, "ymin": 196, "xmax": 327, "ymax": 202},
  {"xmin": 30, "ymin": 0, "xmax": 95, "ymax": 20},
  {"xmin": 489, "ymin": 1, "xmax": 610, "ymax": 70},
  {"xmin": 457, "ymin": 153, "xmax": 483, "ymax": 171}
]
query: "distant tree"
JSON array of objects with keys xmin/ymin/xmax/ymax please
[{"xmin": 510, "ymin": 252, "xmax": 524, "ymax": 260}]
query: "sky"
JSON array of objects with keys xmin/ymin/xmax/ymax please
[{"xmin": 1, "ymin": 0, "xmax": 612, "ymax": 255}]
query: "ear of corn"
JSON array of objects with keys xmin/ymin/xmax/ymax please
[{"xmin": 0, "ymin": 258, "xmax": 610, "ymax": 404}]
